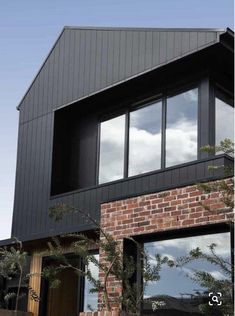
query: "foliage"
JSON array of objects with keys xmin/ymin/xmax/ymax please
[
  {"xmin": 170, "ymin": 243, "xmax": 234, "ymax": 316},
  {"xmin": 172, "ymin": 138, "xmax": 235, "ymax": 315},
  {"xmin": 46, "ymin": 139, "xmax": 234, "ymax": 314},
  {"xmin": 0, "ymin": 238, "xmax": 39, "ymax": 312},
  {"xmin": 47, "ymin": 204, "xmax": 164, "ymax": 315},
  {"xmin": 198, "ymin": 139, "xmax": 234, "ymax": 212}
]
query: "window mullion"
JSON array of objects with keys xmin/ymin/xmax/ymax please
[
  {"xmin": 124, "ymin": 111, "xmax": 130, "ymax": 178},
  {"xmin": 161, "ymin": 98, "xmax": 166, "ymax": 169}
]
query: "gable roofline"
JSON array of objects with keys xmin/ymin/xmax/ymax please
[
  {"xmin": 16, "ymin": 26, "xmax": 232, "ymax": 111},
  {"xmin": 64, "ymin": 26, "xmax": 227, "ymax": 32},
  {"xmin": 17, "ymin": 26, "xmax": 66, "ymax": 110}
]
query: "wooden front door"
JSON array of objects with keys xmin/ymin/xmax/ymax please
[{"xmin": 46, "ymin": 268, "xmax": 79, "ymax": 316}]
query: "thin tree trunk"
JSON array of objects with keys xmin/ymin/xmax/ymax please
[{"xmin": 15, "ymin": 265, "xmax": 23, "ymax": 315}]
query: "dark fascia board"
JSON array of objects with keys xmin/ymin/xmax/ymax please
[
  {"xmin": 16, "ymin": 26, "xmax": 231, "ymax": 111},
  {"xmin": 0, "ymin": 237, "xmax": 17, "ymax": 247},
  {"xmin": 64, "ymin": 25, "xmax": 227, "ymax": 32}
]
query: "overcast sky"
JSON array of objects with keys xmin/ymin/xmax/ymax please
[{"xmin": 0, "ymin": 0, "xmax": 233, "ymax": 241}]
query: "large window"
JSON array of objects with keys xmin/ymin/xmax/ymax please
[
  {"xmin": 98, "ymin": 88, "xmax": 198, "ymax": 184},
  {"xmin": 142, "ymin": 231, "xmax": 232, "ymax": 315}
]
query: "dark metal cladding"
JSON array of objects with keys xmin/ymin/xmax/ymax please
[
  {"xmin": 11, "ymin": 27, "xmax": 233, "ymax": 241},
  {"xmin": 17, "ymin": 28, "xmax": 224, "ymax": 119}
]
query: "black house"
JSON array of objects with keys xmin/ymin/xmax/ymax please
[{"xmin": 1, "ymin": 27, "xmax": 234, "ymax": 316}]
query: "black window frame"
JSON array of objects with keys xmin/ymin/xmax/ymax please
[{"xmin": 97, "ymin": 83, "xmax": 199, "ymax": 185}]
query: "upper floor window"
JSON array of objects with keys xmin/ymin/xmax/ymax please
[{"xmin": 98, "ymin": 87, "xmax": 198, "ymax": 184}]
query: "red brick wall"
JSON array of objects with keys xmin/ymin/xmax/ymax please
[
  {"xmin": 81, "ymin": 178, "xmax": 233, "ymax": 315},
  {"xmin": 101, "ymin": 182, "xmax": 233, "ymax": 237}
]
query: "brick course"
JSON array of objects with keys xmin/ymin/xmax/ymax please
[{"xmin": 101, "ymin": 180, "xmax": 233, "ymax": 238}]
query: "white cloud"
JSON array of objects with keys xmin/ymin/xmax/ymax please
[
  {"xmin": 183, "ymin": 89, "xmax": 198, "ymax": 102},
  {"xmin": 146, "ymin": 233, "xmax": 231, "ymax": 257},
  {"xmin": 129, "ymin": 127, "xmax": 161, "ymax": 176},
  {"xmin": 166, "ymin": 119, "xmax": 197, "ymax": 167},
  {"xmin": 99, "ymin": 116, "xmax": 198, "ymax": 182},
  {"xmin": 210, "ymin": 270, "xmax": 227, "ymax": 280}
]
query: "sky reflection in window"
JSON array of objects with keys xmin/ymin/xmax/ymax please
[
  {"xmin": 216, "ymin": 97, "xmax": 234, "ymax": 146},
  {"xmin": 128, "ymin": 102, "xmax": 162, "ymax": 176},
  {"xmin": 143, "ymin": 232, "xmax": 231, "ymax": 314},
  {"xmin": 83, "ymin": 254, "xmax": 99, "ymax": 312},
  {"xmin": 99, "ymin": 115, "xmax": 125, "ymax": 184},
  {"xmin": 166, "ymin": 88, "xmax": 198, "ymax": 167}
]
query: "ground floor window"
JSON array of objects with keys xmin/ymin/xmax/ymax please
[
  {"xmin": 142, "ymin": 231, "xmax": 232, "ymax": 316},
  {"xmin": 83, "ymin": 253, "xmax": 99, "ymax": 312}
]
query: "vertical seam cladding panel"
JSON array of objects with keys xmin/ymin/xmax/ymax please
[
  {"xmin": 152, "ymin": 31, "xmax": 160, "ymax": 67},
  {"xmin": 182, "ymin": 32, "xmax": 190, "ymax": 55},
  {"xmin": 36, "ymin": 115, "xmax": 46, "ymax": 235},
  {"xmin": 113, "ymin": 30, "xmax": 121, "ymax": 84},
  {"xmin": 52, "ymin": 39, "xmax": 60, "ymax": 110},
  {"xmin": 159, "ymin": 31, "xmax": 167, "ymax": 64},
  {"xmin": 78, "ymin": 30, "xmax": 86, "ymax": 98},
  {"xmin": 63, "ymin": 29, "xmax": 72, "ymax": 106},
  {"xmin": 138, "ymin": 31, "xmax": 146, "ymax": 73},
  {"xmin": 174, "ymin": 31, "xmax": 182, "ymax": 58},
  {"xmin": 46, "ymin": 40, "xmax": 55, "ymax": 113},
  {"xmin": 107, "ymin": 30, "xmax": 114, "ymax": 86},
  {"xmin": 43, "ymin": 113, "xmax": 54, "ymax": 233},
  {"xmin": 89, "ymin": 30, "xmax": 97, "ymax": 94},
  {"xmin": 31, "ymin": 116, "xmax": 42, "ymax": 235},
  {"xmin": 42, "ymin": 53, "xmax": 49, "ymax": 117},
  {"xmin": 11, "ymin": 121, "xmax": 24, "ymax": 236},
  {"xmin": 83, "ymin": 29, "xmax": 92, "ymax": 97},
  {"xmin": 72, "ymin": 29, "xmax": 80, "ymax": 101},
  {"xmin": 166, "ymin": 32, "xmax": 175, "ymax": 62},
  {"xmin": 119, "ymin": 30, "xmax": 126, "ymax": 81},
  {"xmin": 95, "ymin": 30, "xmax": 103, "ymax": 91},
  {"xmin": 56, "ymin": 31, "xmax": 65, "ymax": 108},
  {"xmin": 131, "ymin": 31, "xmax": 139, "ymax": 76},
  {"xmin": 125, "ymin": 31, "xmax": 133, "ymax": 78},
  {"xmin": 145, "ymin": 31, "xmax": 153, "ymax": 70},
  {"xmin": 26, "ymin": 118, "xmax": 38, "ymax": 236}
]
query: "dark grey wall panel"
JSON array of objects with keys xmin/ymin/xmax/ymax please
[
  {"xmin": 12, "ymin": 113, "xmax": 54, "ymax": 239},
  {"xmin": 17, "ymin": 28, "xmax": 224, "ymax": 124}
]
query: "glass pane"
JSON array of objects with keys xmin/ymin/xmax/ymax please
[
  {"xmin": 143, "ymin": 232, "xmax": 231, "ymax": 315},
  {"xmin": 216, "ymin": 97, "xmax": 234, "ymax": 145},
  {"xmin": 99, "ymin": 115, "xmax": 125, "ymax": 184},
  {"xmin": 129, "ymin": 102, "xmax": 162, "ymax": 176},
  {"xmin": 83, "ymin": 254, "xmax": 99, "ymax": 312},
  {"xmin": 166, "ymin": 88, "xmax": 198, "ymax": 167}
]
